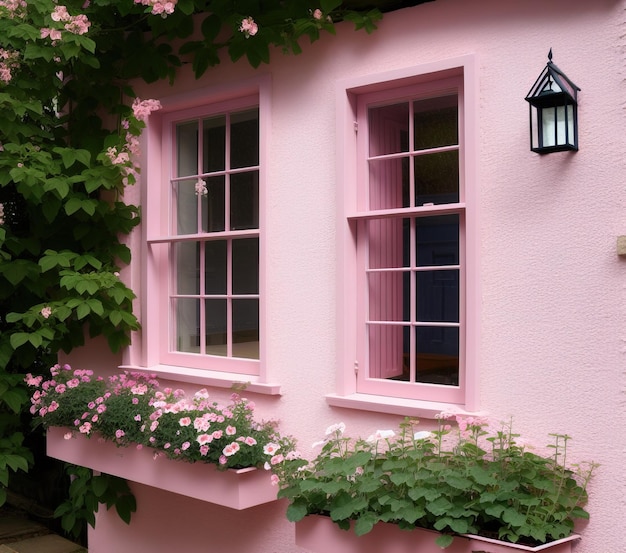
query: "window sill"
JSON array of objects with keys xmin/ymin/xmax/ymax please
[
  {"xmin": 326, "ymin": 392, "xmax": 482, "ymax": 419},
  {"xmin": 119, "ymin": 364, "xmax": 281, "ymax": 395}
]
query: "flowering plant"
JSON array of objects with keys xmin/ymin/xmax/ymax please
[
  {"xmin": 274, "ymin": 416, "xmax": 596, "ymax": 549},
  {"xmin": 26, "ymin": 364, "xmax": 292, "ymax": 471}
]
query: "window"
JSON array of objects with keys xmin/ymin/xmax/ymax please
[
  {"xmin": 333, "ymin": 59, "xmax": 477, "ymax": 411},
  {"xmin": 147, "ymin": 93, "xmax": 263, "ymax": 378}
]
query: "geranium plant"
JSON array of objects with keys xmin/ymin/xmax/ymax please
[
  {"xmin": 274, "ymin": 416, "xmax": 596, "ymax": 549},
  {"xmin": 26, "ymin": 363, "xmax": 294, "ymax": 471}
]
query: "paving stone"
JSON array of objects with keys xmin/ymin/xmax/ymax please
[
  {"xmin": 0, "ymin": 535, "xmax": 86, "ymax": 553},
  {"xmin": 0, "ymin": 516, "xmax": 48, "ymax": 543}
]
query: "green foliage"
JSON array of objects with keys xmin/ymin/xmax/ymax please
[
  {"xmin": 54, "ymin": 465, "xmax": 136, "ymax": 539},
  {"xmin": 274, "ymin": 417, "xmax": 597, "ymax": 549},
  {"xmin": 0, "ymin": 0, "xmax": 381, "ymax": 532}
]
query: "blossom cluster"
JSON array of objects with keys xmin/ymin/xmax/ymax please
[
  {"xmin": 239, "ymin": 17, "xmax": 258, "ymax": 38},
  {"xmin": 0, "ymin": 48, "xmax": 19, "ymax": 84},
  {"xmin": 41, "ymin": 5, "xmax": 91, "ymax": 41},
  {"xmin": 131, "ymin": 97, "xmax": 162, "ymax": 123},
  {"xmin": 26, "ymin": 364, "xmax": 294, "ymax": 471},
  {"xmin": 134, "ymin": 0, "xmax": 177, "ymax": 17},
  {"xmin": 0, "ymin": 0, "xmax": 26, "ymax": 18},
  {"xmin": 0, "ymin": 202, "xmax": 4, "ymax": 225}
]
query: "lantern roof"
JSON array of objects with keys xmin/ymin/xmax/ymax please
[{"xmin": 526, "ymin": 49, "xmax": 580, "ymax": 106}]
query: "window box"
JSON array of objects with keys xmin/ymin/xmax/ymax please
[
  {"xmin": 46, "ymin": 426, "xmax": 278, "ymax": 510},
  {"xmin": 295, "ymin": 515, "xmax": 581, "ymax": 553}
]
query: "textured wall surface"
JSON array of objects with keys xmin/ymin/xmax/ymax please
[{"xmin": 69, "ymin": 0, "xmax": 626, "ymax": 551}]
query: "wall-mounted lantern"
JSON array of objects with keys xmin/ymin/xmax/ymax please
[{"xmin": 525, "ymin": 49, "xmax": 580, "ymax": 154}]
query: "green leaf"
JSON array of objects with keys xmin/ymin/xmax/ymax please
[
  {"xmin": 286, "ymin": 501, "xmax": 308, "ymax": 522},
  {"xmin": 91, "ymin": 475, "xmax": 109, "ymax": 498},
  {"xmin": 435, "ymin": 534, "xmax": 455, "ymax": 549},
  {"xmin": 9, "ymin": 333, "xmax": 30, "ymax": 349}
]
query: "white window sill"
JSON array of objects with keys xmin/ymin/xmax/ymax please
[
  {"xmin": 326, "ymin": 393, "xmax": 482, "ymax": 419},
  {"xmin": 119, "ymin": 364, "xmax": 281, "ymax": 395}
]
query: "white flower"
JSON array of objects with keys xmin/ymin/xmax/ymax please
[
  {"xmin": 366, "ymin": 429, "xmax": 395, "ymax": 443},
  {"xmin": 325, "ymin": 422, "xmax": 346, "ymax": 436},
  {"xmin": 413, "ymin": 431, "xmax": 432, "ymax": 441}
]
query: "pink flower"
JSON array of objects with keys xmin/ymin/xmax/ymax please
[
  {"xmin": 24, "ymin": 373, "xmax": 43, "ymax": 387},
  {"xmin": 48, "ymin": 401, "xmax": 59, "ymax": 412},
  {"xmin": 225, "ymin": 425, "xmax": 237, "ymax": 436},
  {"xmin": 40, "ymin": 306, "xmax": 52, "ymax": 319},
  {"xmin": 63, "ymin": 432, "xmax": 73, "ymax": 440},
  {"xmin": 219, "ymin": 455, "xmax": 227, "ymax": 465},
  {"xmin": 244, "ymin": 436, "xmax": 257, "ymax": 446},
  {"xmin": 313, "ymin": 9, "xmax": 322, "ymax": 20},
  {"xmin": 115, "ymin": 429, "xmax": 125, "ymax": 439},
  {"xmin": 131, "ymin": 98, "xmax": 162, "ymax": 122},
  {"xmin": 270, "ymin": 454, "xmax": 284, "ymax": 465},
  {"xmin": 263, "ymin": 443, "xmax": 280, "ymax": 455},
  {"xmin": 179, "ymin": 417, "xmax": 191, "ymax": 427},
  {"xmin": 271, "ymin": 474, "xmax": 280, "ymax": 486},
  {"xmin": 54, "ymin": 384, "xmax": 66, "ymax": 394},
  {"xmin": 181, "ymin": 441, "xmax": 190, "ymax": 451},
  {"xmin": 79, "ymin": 422, "xmax": 92, "ymax": 434},
  {"xmin": 200, "ymin": 445, "xmax": 210, "ymax": 456},
  {"xmin": 66, "ymin": 378, "xmax": 80, "ymax": 388},
  {"xmin": 212, "ymin": 430, "xmax": 223, "ymax": 440},
  {"xmin": 134, "ymin": 414, "xmax": 141, "ymax": 422},
  {"xmin": 223, "ymin": 442, "xmax": 240, "ymax": 457},
  {"xmin": 239, "ymin": 16, "xmax": 258, "ymax": 38},
  {"xmin": 197, "ymin": 433, "xmax": 212, "ymax": 445}
]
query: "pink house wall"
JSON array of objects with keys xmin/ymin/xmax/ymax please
[{"xmin": 61, "ymin": 0, "xmax": 626, "ymax": 551}]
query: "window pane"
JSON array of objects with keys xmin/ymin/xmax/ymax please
[
  {"xmin": 368, "ymin": 102, "xmax": 409, "ymax": 156},
  {"xmin": 175, "ymin": 242, "xmax": 199, "ymax": 295},
  {"xmin": 413, "ymin": 95, "xmax": 458, "ymax": 150},
  {"xmin": 368, "ymin": 271, "xmax": 408, "ymax": 322},
  {"xmin": 174, "ymin": 297, "xmax": 200, "ymax": 353},
  {"xmin": 233, "ymin": 299, "xmax": 259, "ymax": 359},
  {"xmin": 368, "ymin": 324, "xmax": 406, "ymax": 380},
  {"xmin": 416, "ymin": 270, "xmax": 459, "ymax": 323},
  {"xmin": 204, "ymin": 240, "xmax": 227, "ymax": 295},
  {"xmin": 174, "ymin": 179, "xmax": 198, "ymax": 235},
  {"xmin": 230, "ymin": 171, "xmax": 259, "ymax": 230},
  {"xmin": 233, "ymin": 238, "xmax": 259, "ymax": 294},
  {"xmin": 415, "ymin": 326, "xmax": 459, "ymax": 385},
  {"xmin": 201, "ymin": 176, "xmax": 225, "ymax": 233},
  {"xmin": 368, "ymin": 157, "xmax": 409, "ymax": 210},
  {"xmin": 414, "ymin": 150, "xmax": 459, "ymax": 205},
  {"xmin": 205, "ymin": 299, "xmax": 227, "ymax": 356},
  {"xmin": 231, "ymin": 109, "xmax": 259, "ymax": 169},
  {"xmin": 416, "ymin": 215, "xmax": 459, "ymax": 266},
  {"xmin": 368, "ymin": 218, "xmax": 409, "ymax": 269},
  {"xmin": 203, "ymin": 115, "xmax": 225, "ymax": 173},
  {"xmin": 176, "ymin": 121, "xmax": 198, "ymax": 177}
]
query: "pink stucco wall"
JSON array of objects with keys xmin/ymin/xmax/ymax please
[{"xmin": 62, "ymin": 0, "xmax": 626, "ymax": 551}]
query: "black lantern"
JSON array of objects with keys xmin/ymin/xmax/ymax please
[{"xmin": 525, "ymin": 49, "xmax": 580, "ymax": 154}]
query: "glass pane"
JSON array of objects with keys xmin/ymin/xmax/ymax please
[
  {"xmin": 233, "ymin": 299, "xmax": 259, "ymax": 359},
  {"xmin": 174, "ymin": 179, "xmax": 198, "ymax": 235},
  {"xmin": 368, "ymin": 218, "xmax": 409, "ymax": 269},
  {"xmin": 203, "ymin": 115, "xmax": 225, "ymax": 173},
  {"xmin": 416, "ymin": 215, "xmax": 459, "ymax": 267},
  {"xmin": 368, "ymin": 102, "xmax": 409, "ymax": 156},
  {"xmin": 174, "ymin": 297, "xmax": 200, "ymax": 353},
  {"xmin": 201, "ymin": 176, "xmax": 225, "ymax": 233},
  {"xmin": 368, "ymin": 157, "xmax": 409, "ymax": 209},
  {"xmin": 415, "ymin": 326, "xmax": 459, "ymax": 385},
  {"xmin": 231, "ymin": 109, "xmax": 259, "ymax": 169},
  {"xmin": 414, "ymin": 150, "xmax": 459, "ymax": 205},
  {"xmin": 205, "ymin": 299, "xmax": 227, "ymax": 356},
  {"xmin": 204, "ymin": 240, "xmax": 227, "ymax": 294},
  {"xmin": 368, "ymin": 324, "xmax": 407, "ymax": 380},
  {"xmin": 368, "ymin": 271, "xmax": 408, "ymax": 322},
  {"xmin": 233, "ymin": 238, "xmax": 259, "ymax": 294},
  {"xmin": 175, "ymin": 242, "xmax": 199, "ymax": 295},
  {"xmin": 416, "ymin": 270, "xmax": 459, "ymax": 323},
  {"xmin": 176, "ymin": 121, "xmax": 198, "ymax": 177},
  {"xmin": 413, "ymin": 95, "xmax": 458, "ymax": 150},
  {"xmin": 230, "ymin": 171, "xmax": 259, "ymax": 230}
]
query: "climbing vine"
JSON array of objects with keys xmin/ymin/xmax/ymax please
[{"xmin": 0, "ymin": 0, "xmax": 382, "ymax": 527}]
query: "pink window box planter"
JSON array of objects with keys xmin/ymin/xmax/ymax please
[
  {"xmin": 46, "ymin": 426, "xmax": 278, "ymax": 510},
  {"xmin": 295, "ymin": 515, "xmax": 580, "ymax": 553}
]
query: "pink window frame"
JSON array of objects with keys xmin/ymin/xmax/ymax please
[
  {"xmin": 334, "ymin": 57, "xmax": 479, "ymax": 410},
  {"xmin": 132, "ymin": 78, "xmax": 271, "ymax": 386}
]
